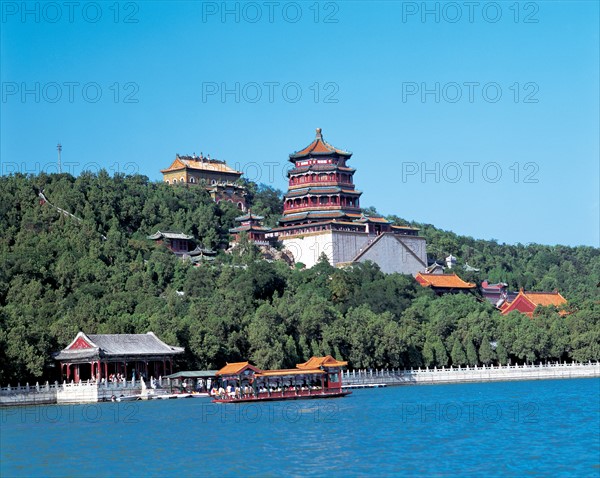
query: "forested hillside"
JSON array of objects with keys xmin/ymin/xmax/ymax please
[{"xmin": 0, "ymin": 172, "xmax": 598, "ymax": 384}]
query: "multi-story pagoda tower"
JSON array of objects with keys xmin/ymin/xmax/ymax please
[
  {"xmin": 272, "ymin": 128, "xmax": 428, "ymax": 275},
  {"xmin": 280, "ymin": 128, "xmax": 362, "ymax": 227}
]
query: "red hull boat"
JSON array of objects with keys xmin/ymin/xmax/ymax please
[{"xmin": 211, "ymin": 355, "xmax": 351, "ymax": 404}]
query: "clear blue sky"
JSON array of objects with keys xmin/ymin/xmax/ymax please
[{"xmin": 1, "ymin": 1, "xmax": 598, "ymax": 246}]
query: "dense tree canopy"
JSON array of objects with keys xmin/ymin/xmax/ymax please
[{"xmin": 0, "ymin": 172, "xmax": 598, "ymax": 384}]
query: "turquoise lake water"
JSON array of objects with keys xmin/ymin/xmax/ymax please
[{"xmin": 1, "ymin": 378, "xmax": 599, "ymax": 477}]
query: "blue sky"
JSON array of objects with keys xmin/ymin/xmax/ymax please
[{"xmin": 1, "ymin": 1, "xmax": 598, "ymax": 246}]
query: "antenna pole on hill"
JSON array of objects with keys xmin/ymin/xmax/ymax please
[{"xmin": 57, "ymin": 143, "xmax": 62, "ymax": 173}]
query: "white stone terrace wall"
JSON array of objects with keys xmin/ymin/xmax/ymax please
[
  {"xmin": 355, "ymin": 234, "xmax": 427, "ymax": 276},
  {"xmin": 342, "ymin": 362, "xmax": 600, "ymax": 386},
  {"xmin": 282, "ymin": 231, "xmax": 336, "ymax": 268},
  {"xmin": 1, "ymin": 378, "xmax": 161, "ymax": 406},
  {"xmin": 0, "ymin": 382, "xmax": 58, "ymax": 406}
]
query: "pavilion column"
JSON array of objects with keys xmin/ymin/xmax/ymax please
[
  {"xmin": 163, "ymin": 359, "xmax": 166, "ymax": 377},
  {"xmin": 104, "ymin": 361, "xmax": 108, "ymax": 379},
  {"xmin": 66, "ymin": 363, "xmax": 70, "ymax": 380},
  {"xmin": 75, "ymin": 364, "xmax": 80, "ymax": 383}
]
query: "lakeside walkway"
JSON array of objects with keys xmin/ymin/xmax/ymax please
[
  {"xmin": 1, "ymin": 362, "xmax": 598, "ymax": 406},
  {"xmin": 341, "ymin": 361, "xmax": 600, "ymax": 387}
]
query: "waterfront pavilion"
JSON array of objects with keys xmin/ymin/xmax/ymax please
[{"xmin": 53, "ymin": 332, "xmax": 184, "ymax": 383}]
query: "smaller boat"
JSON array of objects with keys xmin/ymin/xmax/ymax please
[
  {"xmin": 154, "ymin": 393, "xmax": 184, "ymax": 399},
  {"xmin": 342, "ymin": 383, "xmax": 387, "ymax": 389},
  {"xmin": 190, "ymin": 392, "xmax": 210, "ymax": 398},
  {"xmin": 112, "ymin": 394, "xmax": 140, "ymax": 402}
]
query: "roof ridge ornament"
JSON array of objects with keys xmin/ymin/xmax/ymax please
[{"xmin": 316, "ymin": 127, "xmax": 323, "ymax": 139}]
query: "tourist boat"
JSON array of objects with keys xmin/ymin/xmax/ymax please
[{"xmin": 211, "ymin": 356, "xmax": 351, "ymax": 403}]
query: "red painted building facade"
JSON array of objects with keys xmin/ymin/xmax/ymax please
[
  {"xmin": 500, "ymin": 289, "xmax": 567, "ymax": 317},
  {"xmin": 54, "ymin": 332, "xmax": 184, "ymax": 383}
]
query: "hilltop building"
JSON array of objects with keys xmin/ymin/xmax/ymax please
[
  {"xmin": 499, "ymin": 289, "xmax": 567, "ymax": 317},
  {"xmin": 425, "ymin": 261, "xmax": 445, "ymax": 274},
  {"xmin": 269, "ymin": 129, "xmax": 427, "ymax": 275},
  {"xmin": 161, "ymin": 153, "xmax": 247, "ymax": 210},
  {"xmin": 148, "ymin": 231, "xmax": 194, "ymax": 253},
  {"xmin": 229, "ymin": 211, "xmax": 273, "ymax": 246},
  {"xmin": 415, "ymin": 272, "xmax": 476, "ymax": 295},
  {"xmin": 481, "ymin": 280, "xmax": 518, "ymax": 306},
  {"xmin": 148, "ymin": 231, "xmax": 216, "ymax": 262}
]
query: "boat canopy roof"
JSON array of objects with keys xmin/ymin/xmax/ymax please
[
  {"xmin": 215, "ymin": 356, "xmax": 348, "ymax": 377},
  {"xmin": 255, "ymin": 369, "xmax": 325, "ymax": 378},
  {"xmin": 296, "ymin": 355, "xmax": 348, "ymax": 369},
  {"xmin": 216, "ymin": 362, "xmax": 262, "ymax": 376},
  {"xmin": 164, "ymin": 370, "xmax": 218, "ymax": 379}
]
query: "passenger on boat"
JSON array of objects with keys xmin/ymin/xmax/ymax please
[{"xmin": 227, "ymin": 385, "xmax": 237, "ymax": 398}]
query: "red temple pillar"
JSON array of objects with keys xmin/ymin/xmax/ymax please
[
  {"xmin": 65, "ymin": 363, "xmax": 70, "ymax": 380},
  {"xmin": 104, "ymin": 361, "xmax": 108, "ymax": 379},
  {"xmin": 75, "ymin": 364, "xmax": 80, "ymax": 383}
]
